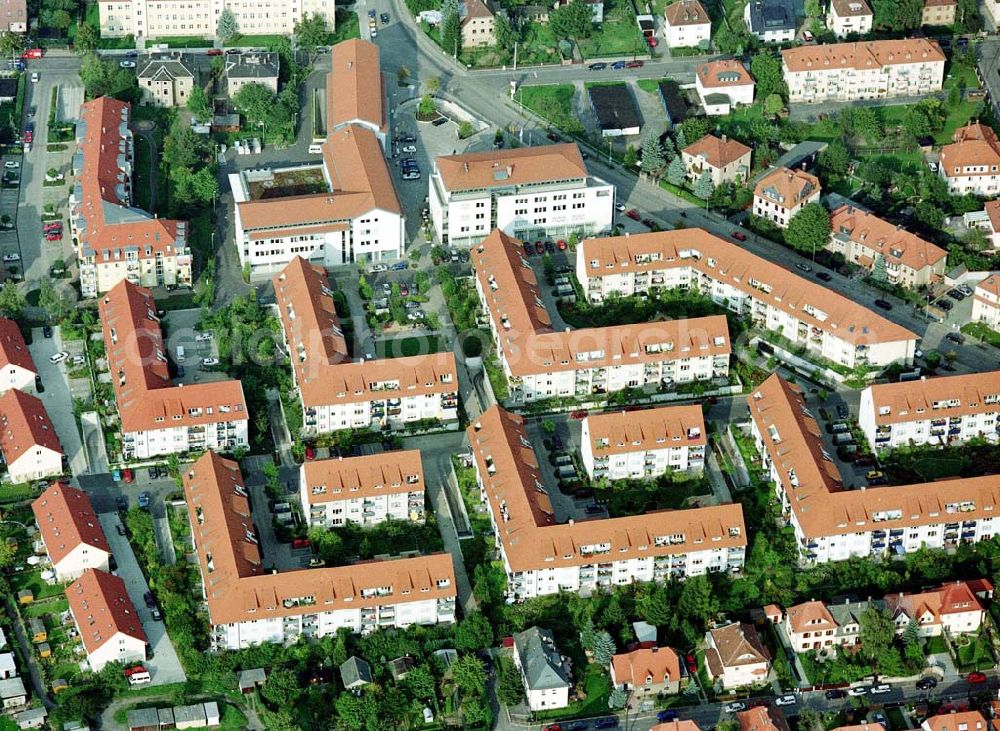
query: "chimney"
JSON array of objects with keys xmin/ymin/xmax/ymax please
[{"xmin": 464, "ymin": 162, "xmax": 469, "ymax": 172}]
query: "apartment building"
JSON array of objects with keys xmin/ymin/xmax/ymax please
[
  {"xmin": 828, "ymin": 205, "xmax": 947, "ymax": 289},
  {"xmin": 921, "ymin": 0, "xmax": 956, "ymax": 25},
  {"xmin": 0, "ymin": 318, "xmax": 35, "ymax": 394},
  {"xmin": 827, "ymin": 0, "xmax": 872, "ymax": 37},
  {"xmin": 859, "ymin": 371, "xmax": 1000, "ymax": 450},
  {"xmin": 184, "ymin": 452, "xmax": 456, "ymax": 650},
  {"xmin": 300, "ymin": 451, "xmax": 425, "ymax": 528},
  {"xmin": 972, "ymin": 274, "xmax": 1000, "ymax": 330},
  {"xmin": 682, "ymin": 134, "xmax": 752, "ymax": 186},
  {"xmin": 885, "ymin": 581, "xmax": 986, "ymax": 637},
  {"xmin": 753, "ymin": 167, "xmax": 821, "ymax": 228},
  {"xmin": 939, "ymin": 124, "xmax": 1000, "ymax": 197},
  {"xmin": 781, "ymin": 39, "xmax": 945, "ymax": 103},
  {"xmin": 136, "ymin": 58, "xmax": 195, "ymax": 108},
  {"xmin": 0, "ymin": 389, "xmax": 63, "ymax": 484},
  {"xmin": 232, "ymin": 41, "xmax": 401, "ymax": 277},
  {"xmin": 474, "ymin": 229, "xmax": 732, "ymax": 405},
  {"xmin": 577, "ymin": 230, "xmax": 917, "ymax": 370},
  {"xmin": 784, "ymin": 600, "xmax": 839, "ymax": 652},
  {"xmin": 65, "ymin": 569, "xmax": 147, "ymax": 673},
  {"xmin": 72, "ymin": 98, "xmax": 192, "ymax": 299},
  {"xmin": 98, "ymin": 0, "xmax": 335, "ymax": 39},
  {"xmin": 694, "ymin": 60, "xmax": 756, "ymax": 116},
  {"xmin": 0, "ymin": 0, "xmax": 26, "ymax": 32},
  {"xmin": 663, "ymin": 0, "xmax": 711, "ymax": 48},
  {"xmin": 99, "ymin": 280, "xmax": 249, "ymax": 461},
  {"xmin": 922, "ymin": 712, "xmax": 989, "ymax": 731},
  {"xmin": 749, "ymin": 373, "xmax": 1000, "ymax": 565},
  {"xmin": 429, "ymin": 145, "xmax": 615, "ymax": 248},
  {"xmin": 32, "ymin": 485, "xmax": 110, "ymax": 582},
  {"xmin": 272, "ymin": 257, "xmax": 458, "ymax": 435},
  {"xmin": 461, "ymin": 0, "xmax": 495, "ymax": 48},
  {"xmin": 580, "ymin": 406, "xmax": 706, "ymax": 480},
  {"xmin": 467, "ymin": 405, "xmax": 747, "ymax": 601}
]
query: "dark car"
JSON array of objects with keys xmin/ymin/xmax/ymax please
[
  {"xmin": 625, "ymin": 60, "xmax": 643, "ymax": 68},
  {"xmin": 873, "ymin": 299, "xmax": 892, "ymax": 310},
  {"xmin": 564, "ymin": 723, "xmax": 588, "ymax": 731},
  {"xmin": 116, "ymin": 496, "xmax": 128, "ymax": 511},
  {"xmin": 916, "ymin": 677, "xmax": 938, "ymax": 690},
  {"xmin": 946, "ymin": 332, "xmax": 965, "ymax": 345},
  {"xmin": 589, "ymin": 62, "xmax": 607, "ymax": 70},
  {"xmin": 816, "ymin": 271, "xmax": 832, "ymax": 282},
  {"xmin": 657, "ymin": 711, "xmax": 678, "ymax": 723},
  {"xmin": 585, "ymin": 504, "xmax": 605, "ymax": 515},
  {"xmin": 544, "ymin": 240, "xmax": 555, "ymax": 253},
  {"xmin": 610, "ymin": 61, "xmax": 626, "ymax": 70},
  {"xmin": 380, "ymin": 12, "xmax": 390, "ymax": 22},
  {"xmin": 42, "ymin": 325, "xmax": 51, "ymax": 338},
  {"xmin": 837, "ymin": 404, "xmax": 849, "ymax": 419},
  {"xmin": 523, "ymin": 242, "xmax": 534, "ymax": 257},
  {"xmin": 144, "ymin": 591, "xmax": 156, "ymax": 609},
  {"xmin": 535, "ymin": 241, "xmax": 544, "ymax": 254},
  {"xmin": 732, "ymin": 231, "xmax": 747, "ymax": 242},
  {"xmin": 593, "ymin": 719, "xmax": 619, "ymax": 729},
  {"xmin": 641, "ymin": 218, "xmax": 655, "ymax": 228},
  {"xmin": 938, "ymin": 298, "xmax": 954, "ymax": 311},
  {"xmin": 947, "ymin": 289, "xmax": 965, "ymax": 301},
  {"xmin": 825, "ymin": 689, "xmax": 847, "ymax": 699},
  {"xmin": 546, "ymin": 131, "xmax": 560, "ymax": 142}
]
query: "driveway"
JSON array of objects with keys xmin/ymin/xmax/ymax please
[
  {"xmin": 27, "ymin": 327, "xmax": 86, "ymax": 476},
  {"xmin": 97, "ymin": 512, "xmax": 187, "ymax": 686}
]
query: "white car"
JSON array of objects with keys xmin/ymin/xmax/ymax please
[
  {"xmin": 401, "ymin": 144, "xmax": 417, "ymax": 153},
  {"xmin": 49, "ymin": 351, "xmax": 68, "ymax": 364},
  {"xmin": 870, "ymin": 684, "xmax": 891, "ymax": 695},
  {"xmin": 407, "ymin": 311, "xmax": 424, "ymax": 321},
  {"xmin": 615, "ymin": 203, "xmax": 627, "ymax": 212},
  {"xmin": 2, "ymin": 253, "xmax": 19, "ymax": 262},
  {"xmin": 370, "ymin": 264, "xmax": 388, "ymax": 273},
  {"xmin": 195, "ymin": 332, "xmax": 214, "ymax": 342},
  {"xmin": 4, "ymin": 161, "xmax": 19, "ymax": 169},
  {"xmin": 30, "ymin": 72, "xmax": 38, "ymax": 83},
  {"xmin": 847, "ymin": 687, "xmax": 868, "ymax": 697},
  {"xmin": 119, "ymin": 60, "xmax": 136, "ymax": 69},
  {"xmin": 775, "ymin": 695, "xmax": 797, "ymax": 707},
  {"xmin": 71, "ymin": 355, "xmax": 86, "ymax": 366},
  {"xmin": 201, "ymin": 357, "xmax": 219, "ymax": 366},
  {"xmin": 724, "ymin": 702, "xmax": 746, "ymax": 713}
]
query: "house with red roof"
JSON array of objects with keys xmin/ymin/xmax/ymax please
[
  {"xmin": 0, "ymin": 319, "xmax": 35, "ymax": 394},
  {"xmin": 885, "ymin": 581, "xmax": 987, "ymax": 637},
  {"xmin": 65, "ymin": 569, "xmax": 147, "ymax": 672},
  {"xmin": 610, "ymin": 646, "xmax": 682, "ymax": 697},
  {"xmin": 32, "ymin": 484, "xmax": 110, "ymax": 581},
  {"xmin": 0, "ymin": 389, "xmax": 63, "ymax": 483}
]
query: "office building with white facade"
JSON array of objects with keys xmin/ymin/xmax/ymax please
[
  {"xmin": 185, "ymin": 452, "xmax": 456, "ymax": 651},
  {"xmin": 429, "ymin": 144, "xmax": 615, "ymax": 248},
  {"xmin": 580, "ymin": 406, "xmax": 706, "ymax": 480}
]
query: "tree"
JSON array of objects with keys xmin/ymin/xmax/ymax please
[
  {"xmin": 463, "ymin": 697, "xmax": 491, "ymax": 726},
  {"xmin": 74, "ymin": 23, "xmax": 98, "ymax": 54},
  {"xmin": 663, "ymin": 136, "xmax": 677, "ymax": 161},
  {"xmin": 550, "ymin": 0, "xmax": 595, "ymax": 41},
  {"xmin": 764, "ymin": 93, "xmax": 784, "ymax": 116},
  {"xmin": 872, "ymin": 0, "xmax": 921, "ymax": 29},
  {"xmin": 818, "ymin": 138, "xmax": 850, "ymax": 179},
  {"xmin": 294, "ymin": 13, "xmax": 328, "ymax": 56},
  {"xmin": 591, "ymin": 630, "xmax": 616, "ymax": 665},
  {"xmin": 694, "ymin": 170, "xmax": 714, "ymax": 200},
  {"xmin": 871, "ymin": 253, "xmax": 887, "ymax": 283},
  {"xmin": 452, "ymin": 655, "xmax": 487, "ymax": 696},
  {"xmin": 666, "ymin": 156, "xmax": 686, "ymax": 186},
  {"xmin": 608, "ymin": 687, "xmax": 627, "ymax": 710},
  {"xmin": 455, "ymin": 611, "xmax": 494, "ymax": 651},
  {"xmin": 494, "ymin": 11, "xmax": 516, "ymax": 52},
  {"xmin": 403, "ymin": 664, "xmax": 437, "ymax": 703},
  {"xmin": 785, "ymin": 203, "xmax": 831, "ymax": 256},
  {"xmin": 232, "ymin": 82, "xmax": 276, "ymax": 125},
  {"xmin": 0, "ymin": 281, "xmax": 24, "ymax": 320},
  {"xmin": 914, "ymin": 201, "xmax": 945, "ymax": 231},
  {"xmin": 187, "ymin": 86, "xmax": 211, "ymax": 120},
  {"xmin": 860, "ymin": 606, "xmax": 896, "ymax": 669},
  {"xmin": 0, "ymin": 540, "xmax": 14, "ymax": 569},
  {"xmin": 39, "ymin": 280, "xmax": 72, "ymax": 323},
  {"xmin": 678, "ymin": 575, "xmax": 717, "ymax": 626},
  {"xmin": 497, "ymin": 656, "xmax": 525, "ymax": 706},
  {"xmin": 641, "ymin": 134, "xmax": 666, "ymax": 176},
  {"xmin": 336, "ymin": 692, "xmax": 378, "ymax": 730},
  {"xmin": 750, "ymin": 53, "xmax": 785, "ymax": 100},
  {"xmin": 163, "ymin": 118, "xmax": 212, "ymax": 169},
  {"xmin": 902, "ymin": 617, "xmax": 921, "ymax": 648},
  {"xmin": 441, "ymin": 0, "xmax": 462, "ymax": 57},
  {"xmin": 0, "ymin": 32, "xmax": 22, "ymax": 58},
  {"xmin": 902, "ymin": 98, "xmax": 946, "ymax": 139},
  {"xmin": 80, "ymin": 53, "xmax": 137, "ymax": 100},
  {"xmin": 674, "ymin": 127, "xmax": 687, "ymax": 150},
  {"xmin": 424, "ymin": 76, "xmax": 441, "ymax": 95},
  {"xmin": 260, "ymin": 668, "xmax": 300, "ymax": 707},
  {"xmin": 41, "ymin": 8, "xmax": 72, "ymax": 29},
  {"xmin": 217, "ymin": 6, "xmax": 239, "ymax": 43},
  {"xmin": 804, "ymin": 0, "xmax": 821, "ymax": 16}
]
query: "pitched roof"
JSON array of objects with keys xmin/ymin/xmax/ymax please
[
  {"xmin": 885, "ymin": 581, "xmax": 984, "ymax": 626},
  {"xmin": 513, "ymin": 627, "xmax": 571, "ymax": 690},
  {"xmin": 652, "ymin": 722, "xmax": 702, "ymax": 731},
  {"xmin": 830, "ymin": 0, "xmax": 872, "ymax": 17},
  {"xmin": 785, "ymin": 600, "xmax": 837, "ymax": 633},
  {"xmin": 835, "ymin": 724, "xmax": 885, "ymax": 731},
  {"xmin": 830, "ymin": 205, "xmax": 947, "ymax": 273},
  {"xmin": 584, "ymin": 405, "xmax": 705, "ymax": 456},
  {"xmin": 863, "ymin": 371, "xmax": 1000, "ymax": 427},
  {"xmin": 750, "ymin": 374, "xmax": 1000, "ymax": 540},
  {"xmin": 940, "ymin": 124, "xmax": 1000, "ymax": 179},
  {"xmin": 611, "ymin": 646, "xmax": 681, "ymax": 687},
  {"xmin": 75, "ymin": 97, "xmax": 187, "ymax": 263},
  {"xmin": 463, "ymin": 0, "xmax": 495, "ymax": 23},
  {"xmin": 66, "ymin": 569, "xmax": 147, "ymax": 655},
  {"xmin": 137, "ymin": 57, "xmax": 194, "ymax": 81},
  {"xmin": 225, "ymin": 52, "xmax": 279, "ymax": 79},
  {"xmin": 984, "ymin": 201, "xmax": 1000, "ymax": 233},
  {"xmin": 272, "ymin": 257, "xmax": 458, "ymax": 409},
  {"xmin": 0, "ymin": 319, "xmax": 35, "ymax": 376},
  {"xmin": 739, "ymin": 707, "xmax": 790, "ymax": 731},
  {"xmin": 696, "ymin": 59, "xmax": 755, "ymax": 88},
  {"xmin": 976, "ymin": 274, "xmax": 1000, "ymax": 300},
  {"xmin": 924, "ymin": 0, "xmax": 956, "ymax": 7},
  {"xmin": 32, "ymin": 485, "xmax": 109, "ymax": 566},
  {"xmin": 339, "ymin": 656, "xmax": 372, "ymax": 688},
  {"xmin": 435, "ymin": 144, "xmax": 588, "ymax": 193},
  {"xmin": 682, "ymin": 134, "xmax": 752, "ymax": 169},
  {"xmin": 99, "ymin": 280, "xmax": 248, "ymax": 434},
  {"xmin": 781, "ymin": 39, "xmax": 945, "ymax": 74},
  {"xmin": 0, "ymin": 0, "xmax": 26, "ymax": 28},
  {"xmin": 468, "ymin": 405, "xmax": 746, "ymax": 573},
  {"xmin": 664, "ymin": 0, "xmax": 710, "ymax": 25},
  {"xmin": 302, "ymin": 450, "xmax": 424, "ymax": 504},
  {"xmin": 755, "ymin": 167, "xmax": 820, "ymax": 208},
  {"xmin": 328, "ymin": 39, "xmax": 385, "ymax": 132},
  {"xmin": 0, "ymin": 389, "xmax": 62, "ymax": 466},
  {"xmin": 708, "ymin": 622, "xmax": 769, "ymax": 667},
  {"xmin": 922, "ymin": 711, "xmax": 988, "ymax": 731},
  {"xmin": 184, "ymin": 452, "xmax": 456, "ymax": 626},
  {"xmin": 578, "ymin": 230, "xmax": 915, "ymax": 347},
  {"xmin": 474, "ymin": 230, "xmax": 732, "ymax": 378}
]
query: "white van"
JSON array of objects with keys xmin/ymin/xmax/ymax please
[
  {"xmin": 176, "ymin": 346, "xmax": 185, "ymax": 363},
  {"xmin": 308, "ymin": 143, "xmax": 323, "ymax": 154}
]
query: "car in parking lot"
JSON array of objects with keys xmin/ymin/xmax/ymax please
[
  {"xmin": 544, "ymin": 240, "xmax": 555, "ymax": 253},
  {"xmin": 725, "ymin": 702, "xmax": 747, "ymax": 713},
  {"xmin": 144, "ymin": 591, "xmax": 157, "ymax": 609},
  {"xmin": 775, "ymin": 695, "xmax": 797, "ymax": 706},
  {"xmin": 947, "ymin": 289, "xmax": 965, "ymax": 301},
  {"xmin": 946, "ymin": 332, "xmax": 965, "ymax": 345},
  {"xmin": 195, "ymin": 332, "xmax": 213, "ymax": 341},
  {"xmin": 916, "ymin": 676, "xmax": 938, "ymax": 690},
  {"xmin": 45, "ymin": 231, "xmax": 62, "ymax": 241},
  {"xmin": 657, "ymin": 711, "xmax": 678, "ymax": 722},
  {"xmin": 816, "ymin": 271, "xmax": 832, "ymax": 281},
  {"xmin": 873, "ymin": 299, "xmax": 892, "ymax": 310},
  {"xmin": 3, "ymin": 161, "xmax": 17, "ymax": 170},
  {"xmin": 119, "ymin": 60, "xmax": 136, "ymax": 68},
  {"xmin": 937, "ymin": 298, "xmax": 954, "ymax": 311},
  {"xmin": 390, "ymin": 261, "xmax": 408, "ymax": 271},
  {"xmin": 401, "ymin": 143, "xmax": 417, "ymax": 153},
  {"xmin": 370, "ymin": 264, "xmax": 387, "ymax": 273},
  {"xmin": 42, "ymin": 222, "xmax": 62, "ymax": 232},
  {"xmin": 2, "ymin": 253, "xmax": 18, "ymax": 263},
  {"xmin": 42, "ymin": 326, "xmax": 51, "ymax": 338},
  {"xmin": 641, "ymin": 218, "xmax": 655, "ymax": 228},
  {"xmin": 870, "ymin": 684, "xmax": 891, "ymax": 695},
  {"xmin": 615, "ymin": 203, "xmax": 626, "ymax": 212},
  {"xmin": 825, "ymin": 689, "xmax": 847, "ymax": 699},
  {"xmin": 49, "ymin": 351, "xmax": 68, "ymax": 364},
  {"xmin": 626, "ymin": 208, "xmax": 640, "ymax": 220},
  {"xmin": 401, "ymin": 170, "xmax": 421, "ymax": 180},
  {"xmin": 534, "ymin": 240, "xmax": 544, "ymax": 254},
  {"xmin": 523, "ymin": 242, "xmax": 533, "ymax": 257},
  {"xmin": 381, "ymin": 12, "xmax": 390, "ymax": 22},
  {"xmin": 848, "ymin": 686, "xmax": 868, "ymax": 697},
  {"xmin": 138, "ymin": 492, "xmax": 150, "ymax": 509},
  {"xmin": 201, "ymin": 357, "xmax": 219, "ymax": 366},
  {"xmin": 958, "ymin": 283, "xmax": 973, "ymax": 296}
]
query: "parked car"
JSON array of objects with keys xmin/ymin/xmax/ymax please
[
  {"xmin": 535, "ymin": 241, "xmax": 544, "ymax": 254},
  {"xmin": 775, "ymin": 695, "xmax": 797, "ymax": 706},
  {"xmin": 916, "ymin": 677, "xmax": 938, "ymax": 690},
  {"xmin": 291, "ymin": 538, "xmax": 311, "ymax": 549},
  {"xmin": 116, "ymin": 523, "xmax": 126, "ymax": 536},
  {"xmin": 2, "ymin": 253, "xmax": 19, "ymax": 262},
  {"xmin": 795, "ymin": 263, "xmax": 812, "ymax": 272},
  {"xmin": 816, "ymin": 271, "xmax": 832, "ymax": 281},
  {"xmin": 657, "ymin": 711, "xmax": 678, "ymax": 722},
  {"xmin": 206, "ymin": 48, "xmax": 223, "ymax": 56},
  {"xmin": 523, "ymin": 242, "xmax": 534, "ymax": 257},
  {"xmin": 29, "ymin": 71, "xmax": 38, "ymax": 82},
  {"xmin": 144, "ymin": 591, "xmax": 156, "ymax": 608},
  {"xmin": 119, "ymin": 60, "xmax": 136, "ymax": 68},
  {"xmin": 380, "ymin": 12, "xmax": 390, "ymax": 22},
  {"xmin": 825, "ymin": 689, "xmax": 847, "ymax": 699},
  {"xmin": 684, "ymin": 653, "xmax": 697, "ymax": 673},
  {"xmin": 49, "ymin": 351, "xmax": 68, "ymax": 363},
  {"xmin": 589, "ymin": 62, "xmax": 607, "ymax": 70},
  {"xmin": 42, "ymin": 326, "xmax": 51, "ymax": 338},
  {"xmin": 570, "ymin": 409, "xmax": 588, "ymax": 419},
  {"xmin": 3, "ymin": 161, "xmax": 18, "ymax": 170},
  {"xmin": 731, "ymin": 231, "xmax": 747, "ymax": 242},
  {"xmin": 45, "ymin": 231, "xmax": 61, "ymax": 241},
  {"xmin": 195, "ymin": 332, "xmax": 213, "ymax": 341},
  {"xmin": 946, "ymin": 332, "xmax": 965, "ymax": 345},
  {"xmin": 725, "ymin": 702, "xmax": 747, "ymax": 713},
  {"xmin": 123, "ymin": 469, "xmax": 134, "ymax": 483},
  {"xmin": 626, "ymin": 209, "xmax": 640, "ymax": 220},
  {"xmin": 370, "ymin": 263, "xmax": 387, "ymax": 273},
  {"xmin": 42, "ymin": 222, "xmax": 62, "ymax": 232},
  {"xmin": 873, "ymin": 299, "xmax": 892, "ymax": 310},
  {"xmin": 390, "ymin": 261, "xmax": 409, "ymax": 270},
  {"xmin": 557, "ymin": 239, "xmax": 567, "ymax": 250},
  {"xmin": 967, "ymin": 671, "xmax": 988, "ymax": 684},
  {"xmin": 947, "ymin": 289, "xmax": 965, "ymax": 301},
  {"xmin": 201, "ymin": 358, "xmax": 219, "ymax": 366},
  {"xmin": 870, "ymin": 684, "xmax": 891, "ymax": 695},
  {"xmin": 593, "ymin": 719, "xmax": 619, "ymax": 730},
  {"xmin": 848, "ymin": 686, "xmax": 868, "ymax": 697},
  {"xmin": 610, "ymin": 61, "xmax": 626, "ymax": 70},
  {"xmin": 138, "ymin": 492, "xmax": 150, "ymax": 509},
  {"xmin": 625, "ymin": 60, "xmax": 643, "ymax": 68}
]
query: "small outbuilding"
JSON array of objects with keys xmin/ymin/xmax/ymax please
[
  {"xmin": 340, "ymin": 656, "xmax": 373, "ymax": 690},
  {"xmin": 588, "ymin": 84, "xmax": 642, "ymax": 137}
]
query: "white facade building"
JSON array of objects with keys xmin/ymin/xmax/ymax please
[
  {"xmin": 513, "ymin": 627, "xmax": 571, "ymax": 711},
  {"xmin": 430, "ymin": 144, "xmax": 615, "ymax": 248},
  {"xmin": 0, "ymin": 390, "xmax": 64, "ymax": 484},
  {"xmin": 580, "ymin": 406, "xmax": 706, "ymax": 480},
  {"xmin": 827, "ymin": 0, "xmax": 873, "ymax": 37},
  {"xmin": 753, "ymin": 167, "xmax": 821, "ymax": 228},
  {"xmin": 972, "ymin": 274, "xmax": 1000, "ymax": 330},
  {"xmin": 704, "ymin": 622, "xmax": 770, "ymax": 690},
  {"xmin": 32, "ymin": 485, "xmax": 111, "ymax": 582},
  {"xmin": 65, "ymin": 569, "xmax": 147, "ymax": 673},
  {"xmin": 301, "ymin": 451, "xmax": 425, "ymax": 528},
  {"xmin": 0, "ymin": 319, "xmax": 35, "ymax": 394},
  {"xmin": 859, "ymin": 372, "xmax": 1000, "ymax": 451},
  {"xmin": 939, "ymin": 124, "xmax": 1000, "ymax": 197},
  {"xmin": 577, "ymin": 230, "xmax": 917, "ymax": 371},
  {"xmin": 663, "ymin": 0, "xmax": 711, "ymax": 48}
]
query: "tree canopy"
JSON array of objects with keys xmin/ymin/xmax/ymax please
[{"xmin": 785, "ymin": 203, "xmax": 831, "ymax": 256}]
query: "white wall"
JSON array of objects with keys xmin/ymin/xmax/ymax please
[
  {"xmin": 85, "ymin": 632, "xmax": 146, "ymax": 673},
  {"xmin": 51, "ymin": 544, "xmax": 111, "ymax": 583},
  {"xmin": 8, "ymin": 447, "xmax": 62, "ymax": 484}
]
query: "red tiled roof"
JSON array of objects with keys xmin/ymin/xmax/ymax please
[
  {"xmin": 66, "ymin": 569, "xmax": 147, "ymax": 655},
  {"xmin": 0, "ymin": 319, "xmax": 35, "ymax": 376},
  {"xmin": 32, "ymin": 484, "xmax": 109, "ymax": 566},
  {"xmin": 0, "ymin": 389, "xmax": 62, "ymax": 465}
]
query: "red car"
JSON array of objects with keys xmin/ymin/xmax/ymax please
[
  {"xmin": 648, "ymin": 37, "xmax": 658, "ymax": 47},
  {"xmin": 626, "ymin": 60, "xmax": 644, "ymax": 69},
  {"xmin": 967, "ymin": 671, "xmax": 988, "ymax": 684},
  {"xmin": 685, "ymin": 653, "xmax": 697, "ymax": 674},
  {"xmin": 399, "ymin": 285, "xmax": 410, "ymax": 297},
  {"xmin": 626, "ymin": 208, "xmax": 640, "ymax": 221},
  {"xmin": 45, "ymin": 232, "xmax": 61, "ymax": 241},
  {"xmin": 23, "ymin": 130, "xmax": 32, "ymax": 144},
  {"xmin": 206, "ymin": 49, "xmax": 223, "ymax": 56},
  {"xmin": 21, "ymin": 48, "xmax": 42, "ymax": 59},
  {"xmin": 731, "ymin": 231, "xmax": 747, "ymax": 242},
  {"xmin": 535, "ymin": 240, "xmax": 544, "ymax": 254},
  {"xmin": 42, "ymin": 222, "xmax": 62, "ymax": 232},
  {"xmin": 570, "ymin": 409, "xmax": 588, "ymax": 419},
  {"xmin": 123, "ymin": 469, "xmax": 134, "ymax": 483},
  {"xmin": 543, "ymin": 726, "xmax": 561, "ymax": 731},
  {"xmin": 291, "ymin": 538, "xmax": 311, "ymax": 549},
  {"xmin": 305, "ymin": 446, "xmax": 316, "ymax": 460},
  {"xmin": 556, "ymin": 239, "xmax": 567, "ymax": 250}
]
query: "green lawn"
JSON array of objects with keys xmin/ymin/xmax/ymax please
[
  {"xmin": 954, "ymin": 634, "xmax": 993, "ymax": 671},
  {"xmin": 636, "ymin": 78, "xmax": 662, "ymax": 94},
  {"xmin": 11, "ymin": 571, "xmax": 65, "ymax": 601},
  {"xmin": 961, "ymin": 321, "xmax": 1000, "ymax": 347},
  {"xmin": 516, "ymin": 84, "xmax": 581, "ymax": 134},
  {"xmin": 327, "ymin": 10, "xmax": 360, "ymax": 44},
  {"xmin": 534, "ymin": 664, "xmax": 611, "ymax": 721},
  {"xmin": 577, "ymin": 0, "xmax": 647, "ymax": 58},
  {"xmin": 228, "ymin": 34, "xmax": 286, "ymax": 47},
  {"xmin": 21, "ymin": 597, "xmax": 68, "ymax": 618},
  {"xmin": 375, "ymin": 334, "xmax": 445, "ymax": 359},
  {"xmin": 0, "ymin": 482, "xmax": 35, "ymax": 503},
  {"xmin": 81, "ymin": 5, "xmax": 136, "ymax": 49},
  {"xmin": 925, "ymin": 635, "xmax": 949, "ymax": 655},
  {"xmin": 148, "ymin": 35, "xmax": 214, "ymax": 48}
]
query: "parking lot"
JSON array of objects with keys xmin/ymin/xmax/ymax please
[{"xmin": 161, "ymin": 309, "xmax": 224, "ymax": 385}]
